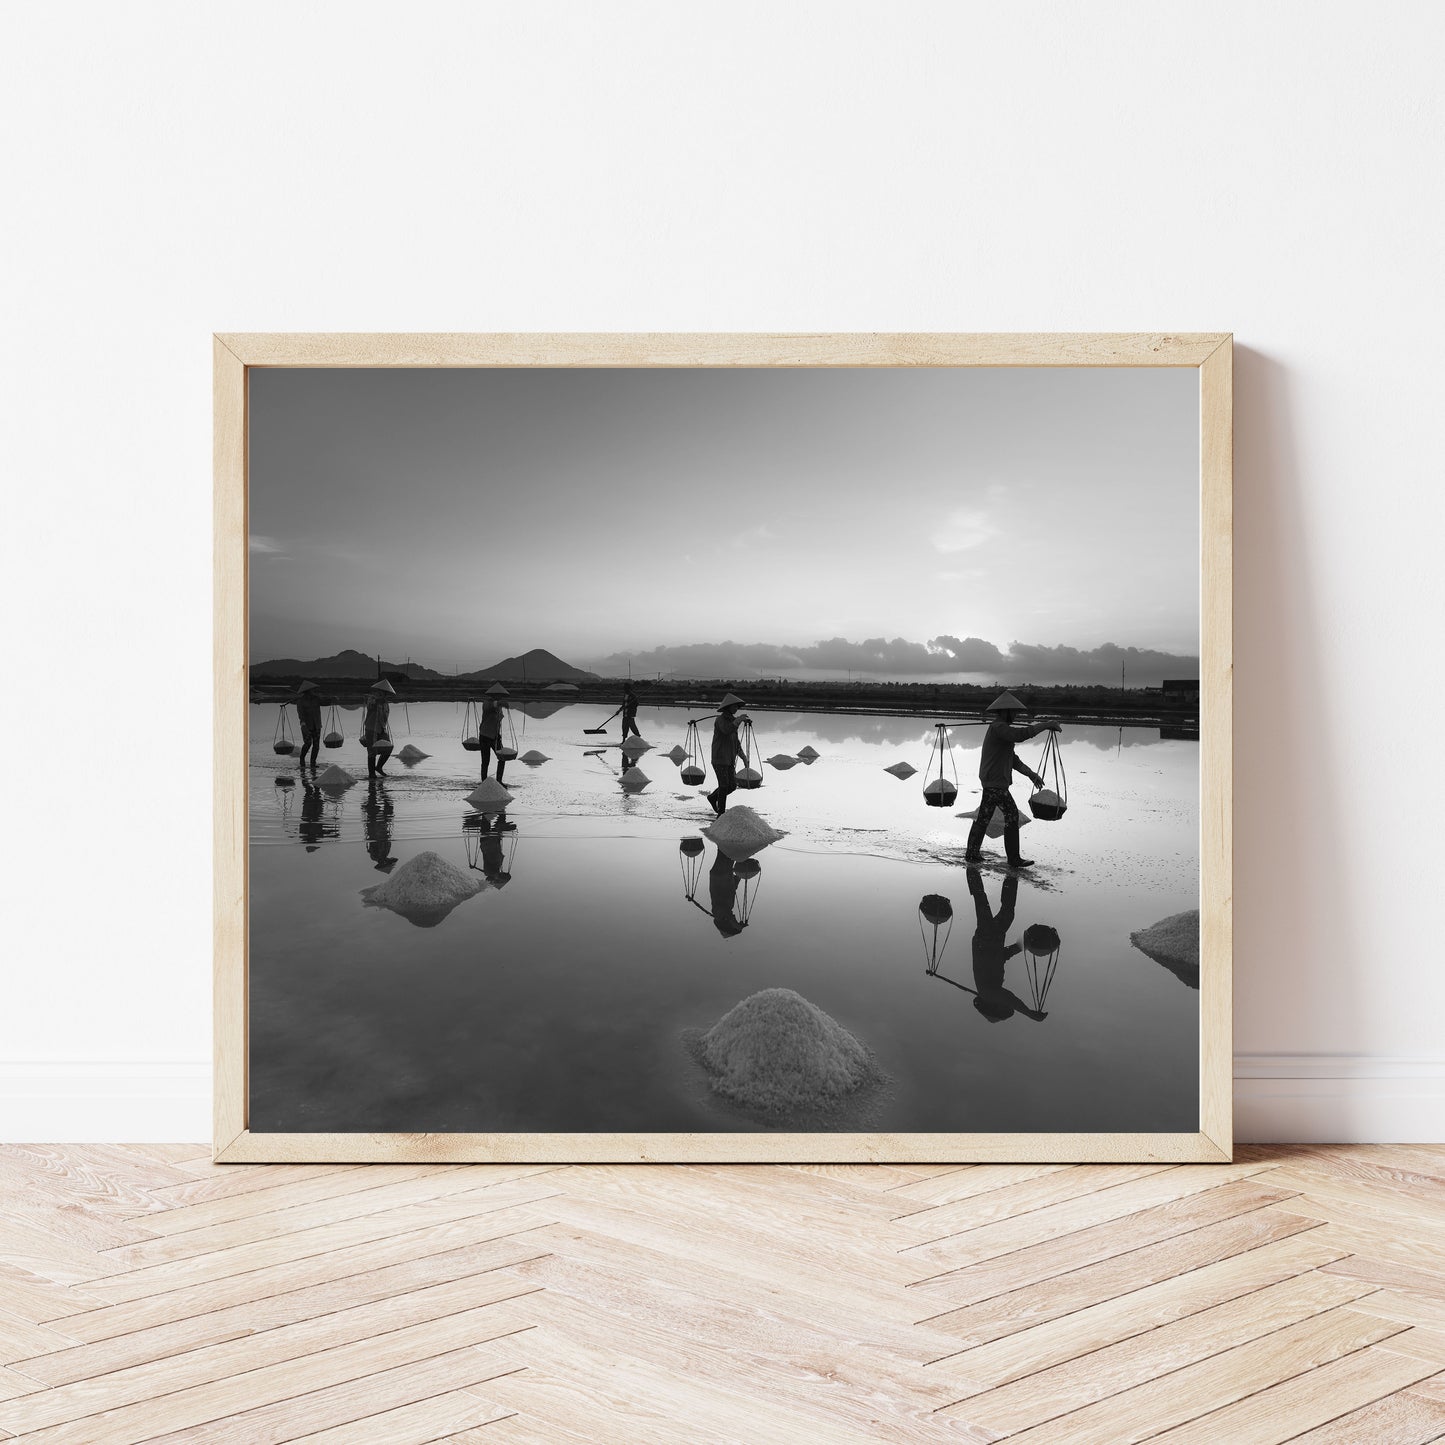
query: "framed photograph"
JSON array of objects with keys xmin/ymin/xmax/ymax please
[{"xmin": 215, "ymin": 333, "xmax": 1231, "ymax": 1163}]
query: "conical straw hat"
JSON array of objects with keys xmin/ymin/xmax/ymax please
[
  {"xmin": 986, "ymin": 690, "xmax": 1025, "ymax": 711},
  {"xmin": 486, "ymin": 682, "xmax": 510, "ymax": 696},
  {"xmin": 370, "ymin": 678, "xmax": 397, "ymax": 694},
  {"xmin": 720, "ymin": 692, "xmax": 746, "ymax": 708},
  {"xmin": 296, "ymin": 680, "xmax": 319, "ymax": 694}
]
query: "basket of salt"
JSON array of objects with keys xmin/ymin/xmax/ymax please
[
  {"xmin": 495, "ymin": 747, "xmax": 518, "ymax": 761},
  {"xmin": 923, "ymin": 777, "xmax": 958, "ymax": 808},
  {"xmin": 681, "ymin": 764, "xmax": 706, "ymax": 785},
  {"xmin": 272, "ymin": 739, "xmax": 295, "ymax": 755},
  {"xmin": 323, "ymin": 732, "xmax": 344, "ymax": 749},
  {"xmin": 736, "ymin": 767, "xmax": 763, "ymax": 790},
  {"xmin": 1028, "ymin": 731, "xmax": 1068, "ymax": 820}
]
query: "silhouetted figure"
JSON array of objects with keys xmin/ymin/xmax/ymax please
[
  {"xmin": 362, "ymin": 778, "xmax": 397, "ymax": 873},
  {"xmin": 479, "ymin": 812, "xmax": 515, "ymax": 887},
  {"xmin": 295, "ymin": 681, "xmax": 323, "ymax": 768},
  {"xmin": 298, "ymin": 781, "xmax": 325, "ymax": 852},
  {"xmin": 965, "ymin": 691, "xmax": 1060, "ymax": 868},
  {"xmin": 620, "ymin": 681, "xmax": 641, "ymax": 740},
  {"xmin": 707, "ymin": 849, "xmax": 745, "ymax": 938},
  {"xmin": 477, "ymin": 695, "xmax": 508, "ymax": 782},
  {"xmin": 362, "ymin": 678, "xmax": 396, "ymax": 777},
  {"xmin": 705, "ymin": 693, "xmax": 748, "ymax": 816},
  {"xmin": 967, "ymin": 868, "xmax": 1047, "ymax": 1023}
]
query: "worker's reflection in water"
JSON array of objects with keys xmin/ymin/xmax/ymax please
[
  {"xmin": 968, "ymin": 868, "xmax": 1048, "ymax": 1023},
  {"xmin": 479, "ymin": 813, "xmax": 515, "ymax": 888},
  {"xmin": 707, "ymin": 851, "xmax": 746, "ymax": 938},
  {"xmin": 298, "ymin": 782, "xmax": 337, "ymax": 853},
  {"xmin": 362, "ymin": 778, "xmax": 397, "ymax": 873}
]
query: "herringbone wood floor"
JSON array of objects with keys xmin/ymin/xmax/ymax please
[{"xmin": 0, "ymin": 1147, "xmax": 1442, "ymax": 1441}]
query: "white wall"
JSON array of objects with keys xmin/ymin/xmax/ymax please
[{"xmin": 2, "ymin": 2, "xmax": 1441, "ymax": 1142}]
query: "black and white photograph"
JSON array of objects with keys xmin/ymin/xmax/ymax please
[{"xmin": 247, "ymin": 364, "xmax": 1203, "ymax": 1136}]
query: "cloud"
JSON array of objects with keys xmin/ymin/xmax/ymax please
[
  {"xmin": 932, "ymin": 507, "xmax": 998, "ymax": 553},
  {"xmin": 592, "ymin": 633, "xmax": 1196, "ymax": 685}
]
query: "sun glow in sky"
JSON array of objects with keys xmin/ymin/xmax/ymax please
[{"xmin": 249, "ymin": 366, "xmax": 1199, "ymax": 679}]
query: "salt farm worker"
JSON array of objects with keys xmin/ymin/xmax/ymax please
[
  {"xmin": 705, "ymin": 693, "xmax": 748, "ymax": 816},
  {"xmin": 620, "ymin": 681, "xmax": 641, "ymax": 741},
  {"xmin": 295, "ymin": 680, "xmax": 323, "ymax": 769},
  {"xmin": 964, "ymin": 691, "xmax": 1061, "ymax": 869},
  {"xmin": 967, "ymin": 868, "xmax": 1047, "ymax": 1024},
  {"xmin": 477, "ymin": 691, "xmax": 508, "ymax": 782},
  {"xmin": 361, "ymin": 678, "xmax": 396, "ymax": 778}
]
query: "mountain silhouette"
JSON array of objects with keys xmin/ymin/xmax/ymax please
[
  {"xmin": 249, "ymin": 647, "xmax": 595, "ymax": 682},
  {"xmin": 460, "ymin": 649, "xmax": 597, "ymax": 682}
]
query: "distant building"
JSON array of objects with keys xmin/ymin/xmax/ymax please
[{"xmin": 1162, "ymin": 678, "xmax": 1200, "ymax": 705}]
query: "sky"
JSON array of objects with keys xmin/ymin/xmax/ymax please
[{"xmin": 249, "ymin": 366, "xmax": 1200, "ymax": 683}]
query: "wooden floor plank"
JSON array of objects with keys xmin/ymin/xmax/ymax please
[
  {"xmin": 996, "ymin": 1308, "xmax": 1408, "ymax": 1444},
  {"xmin": 0, "ymin": 1283, "xmax": 536, "ymax": 1434},
  {"xmin": 926, "ymin": 1232, "xmax": 1351, "ymax": 1386},
  {"xmin": 135, "ymin": 1343, "xmax": 525, "ymax": 1445},
  {"xmin": 1286, "ymin": 1385, "xmax": 1445, "ymax": 1444},
  {"xmin": 13, "ymin": 1235, "xmax": 549, "ymax": 1387},
  {"xmin": 1151, "ymin": 1347, "xmax": 1441, "ymax": 1444},
  {"xmin": 911, "ymin": 1181, "xmax": 1299, "ymax": 1305},
  {"xmin": 938, "ymin": 1271, "xmax": 1378, "ymax": 1433},
  {"xmin": 1, "ymin": 1146, "xmax": 1441, "ymax": 1443},
  {"xmin": 10, "ymin": 1310, "xmax": 534, "ymax": 1445},
  {"xmin": 40, "ymin": 1205, "xmax": 557, "ymax": 1341}
]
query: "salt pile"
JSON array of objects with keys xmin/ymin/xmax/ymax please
[
  {"xmin": 957, "ymin": 806, "xmax": 1031, "ymax": 839},
  {"xmin": 465, "ymin": 779, "xmax": 514, "ymax": 811},
  {"xmin": 316, "ymin": 764, "xmax": 357, "ymax": 789},
  {"xmin": 519, "ymin": 750, "xmax": 550, "ymax": 764},
  {"xmin": 1131, "ymin": 910, "xmax": 1200, "ymax": 989},
  {"xmin": 620, "ymin": 737, "xmax": 653, "ymax": 755},
  {"xmin": 397, "ymin": 744, "xmax": 429, "ymax": 762},
  {"xmin": 796, "ymin": 745, "xmax": 820, "ymax": 760},
  {"xmin": 666, "ymin": 745, "xmax": 688, "ymax": 763},
  {"xmin": 884, "ymin": 762, "xmax": 917, "ymax": 779},
  {"xmin": 360, "ymin": 850, "xmax": 482, "ymax": 927},
  {"xmin": 765, "ymin": 754, "xmax": 798, "ymax": 770},
  {"xmin": 702, "ymin": 805, "xmax": 785, "ymax": 860},
  {"xmin": 620, "ymin": 766, "xmax": 651, "ymax": 793},
  {"xmin": 690, "ymin": 988, "xmax": 882, "ymax": 1120}
]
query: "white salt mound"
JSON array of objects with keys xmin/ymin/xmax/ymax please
[
  {"xmin": 884, "ymin": 761, "xmax": 917, "ymax": 779},
  {"xmin": 620, "ymin": 737, "xmax": 652, "ymax": 755},
  {"xmin": 397, "ymin": 744, "xmax": 429, "ymax": 761},
  {"xmin": 465, "ymin": 779, "xmax": 514, "ymax": 810},
  {"xmin": 765, "ymin": 754, "xmax": 798, "ymax": 769},
  {"xmin": 796, "ymin": 745, "xmax": 820, "ymax": 760},
  {"xmin": 519, "ymin": 750, "xmax": 550, "ymax": 764},
  {"xmin": 316, "ymin": 764, "xmax": 357, "ymax": 788},
  {"xmin": 666, "ymin": 745, "xmax": 688, "ymax": 763},
  {"xmin": 360, "ymin": 850, "xmax": 482, "ymax": 925},
  {"xmin": 620, "ymin": 766, "xmax": 651, "ymax": 793},
  {"xmin": 696, "ymin": 988, "xmax": 879, "ymax": 1115},
  {"xmin": 702, "ymin": 805, "xmax": 785, "ymax": 860},
  {"xmin": 957, "ymin": 806, "xmax": 1032, "ymax": 839},
  {"xmin": 1131, "ymin": 910, "xmax": 1200, "ymax": 988}
]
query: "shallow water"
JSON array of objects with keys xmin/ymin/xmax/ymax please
[{"xmin": 249, "ymin": 701, "xmax": 1200, "ymax": 1132}]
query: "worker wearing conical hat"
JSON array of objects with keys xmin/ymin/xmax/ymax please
[
  {"xmin": 964, "ymin": 693, "xmax": 1061, "ymax": 868},
  {"xmin": 705, "ymin": 694, "xmax": 748, "ymax": 816},
  {"xmin": 477, "ymin": 692, "xmax": 509, "ymax": 783},
  {"xmin": 295, "ymin": 681, "xmax": 323, "ymax": 770},
  {"xmin": 362, "ymin": 678, "xmax": 396, "ymax": 777}
]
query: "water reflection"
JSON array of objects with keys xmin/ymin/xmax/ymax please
[
  {"xmin": 361, "ymin": 780, "xmax": 398, "ymax": 874},
  {"xmin": 678, "ymin": 837, "xmax": 759, "ymax": 938},
  {"xmin": 919, "ymin": 872, "xmax": 1061, "ymax": 1025},
  {"xmin": 464, "ymin": 811, "xmax": 518, "ymax": 887},
  {"xmin": 298, "ymin": 781, "xmax": 341, "ymax": 853}
]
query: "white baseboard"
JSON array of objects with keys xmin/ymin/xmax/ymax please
[
  {"xmin": 1234, "ymin": 1055, "xmax": 1445, "ymax": 1144},
  {"xmin": 1, "ymin": 1058, "xmax": 1441, "ymax": 1145}
]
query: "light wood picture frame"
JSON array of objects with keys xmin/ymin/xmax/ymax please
[{"xmin": 215, "ymin": 332, "xmax": 1232, "ymax": 1164}]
